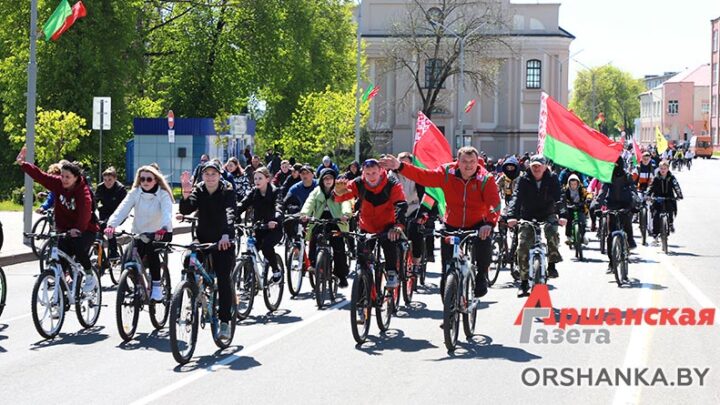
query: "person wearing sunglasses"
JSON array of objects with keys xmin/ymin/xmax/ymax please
[
  {"xmin": 105, "ymin": 165, "xmax": 175, "ymax": 301},
  {"xmin": 380, "ymin": 147, "xmax": 500, "ymax": 298},
  {"xmin": 335, "ymin": 158, "xmax": 408, "ymax": 289}
]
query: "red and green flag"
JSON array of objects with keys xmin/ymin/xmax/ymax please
[
  {"xmin": 538, "ymin": 93, "xmax": 623, "ymax": 183},
  {"xmin": 43, "ymin": 0, "xmax": 86, "ymax": 42},
  {"xmin": 413, "ymin": 112, "xmax": 453, "ymax": 216},
  {"xmin": 361, "ymin": 84, "xmax": 380, "ymax": 102},
  {"xmin": 464, "ymin": 99, "xmax": 476, "ymax": 113},
  {"xmin": 631, "ymin": 138, "xmax": 642, "ymax": 166}
]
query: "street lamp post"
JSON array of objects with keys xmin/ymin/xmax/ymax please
[
  {"xmin": 428, "ymin": 7, "xmax": 486, "ymax": 152},
  {"xmin": 23, "ymin": 0, "xmax": 39, "ymax": 241},
  {"xmin": 354, "ymin": 1, "xmax": 362, "ymax": 162}
]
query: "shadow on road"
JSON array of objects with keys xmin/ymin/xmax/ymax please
[
  {"xmin": 30, "ymin": 326, "xmax": 109, "ymax": 350},
  {"xmin": 172, "ymin": 345, "xmax": 252, "ymax": 373},
  {"xmin": 239, "ymin": 308, "xmax": 303, "ymax": 326},
  {"xmin": 355, "ymin": 329, "xmax": 438, "ymax": 355},
  {"xmin": 117, "ymin": 329, "xmax": 172, "ymax": 353},
  {"xmin": 0, "ymin": 323, "xmax": 7, "ymax": 353},
  {"xmin": 435, "ymin": 334, "xmax": 542, "ymax": 362},
  {"xmin": 395, "ymin": 301, "xmax": 442, "ymax": 321}
]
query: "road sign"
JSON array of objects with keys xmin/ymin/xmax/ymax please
[
  {"xmin": 168, "ymin": 110, "xmax": 175, "ymax": 129},
  {"xmin": 92, "ymin": 97, "xmax": 111, "ymax": 130},
  {"xmin": 168, "ymin": 129, "xmax": 175, "ymax": 144}
]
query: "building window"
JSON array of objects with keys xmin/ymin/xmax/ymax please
[
  {"xmin": 526, "ymin": 59, "xmax": 541, "ymax": 89},
  {"xmin": 714, "ymin": 30, "xmax": 719, "ymax": 52},
  {"xmin": 714, "ymin": 63, "xmax": 718, "ymax": 85},
  {"xmin": 668, "ymin": 100, "xmax": 678, "ymax": 115},
  {"xmin": 424, "ymin": 59, "xmax": 444, "ymax": 89},
  {"xmin": 702, "ymin": 102, "xmax": 710, "ymax": 113}
]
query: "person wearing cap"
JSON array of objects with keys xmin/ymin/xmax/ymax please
[
  {"xmin": 95, "ymin": 166, "xmax": 127, "ymax": 259},
  {"xmin": 105, "ymin": 165, "xmax": 174, "ymax": 302},
  {"xmin": 335, "ymin": 158, "xmax": 408, "ymax": 289},
  {"xmin": 633, "ymin": 152, "xmax": 655, "ymax": 192},
  {"xmin": 300, "ymin": 168, "xmax": 353, "ymax": 287},
  {"xmin": 562, "ymin": 174, "xmax": 590, "ymax": 246},
  {"xmin": 179, "ymin": 160, "xmax": 237, "ymax": 340},
  {"xmin": 316, "ymin": 155, "xmax": 339, "ymax": 178},
  {"xmin": 648, "ymin": 160, "xmax": 683, "ymax": 246},
  {"xmin": 506, "ymin": 154, "xmax": 566, "ymax": 297},
  {"xmin": 380, "ymin": 146, "xmax": 500, "ymax": 297},
  {"xmin": 597, "ymin": 157, "xmax": 637, "ymax": 274}
]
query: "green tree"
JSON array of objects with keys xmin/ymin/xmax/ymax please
[
  {"xmin": 570, "ymin": 65, "xmax": 644, "ymax": 137},
  {"xmin": 280, "ymin": 87, "xmax": 368, "ymax": 164},
  {"xmin": 9, "ymin": 109, "xmax": 91, "ymax": 169}
]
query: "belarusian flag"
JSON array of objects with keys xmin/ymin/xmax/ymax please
[
  {"xmin": 413, "ymin": 112, "xmax": 452, "ymax": 216},
  {"xmin": 538, "ymin": 92, "xmax": 623, "ymax": 183},
  {"xmin": 464, "ymin": 99, "xmax": 476, "ymax": 113},
  {"xmin": 361, "ymin": 84, "xmax": 380, "ymax": 102},
  {"xmin": 43, "ymin": 0, "xmax": 86, "ymax": 41},
  {"xmin": 631, "ymin": 138, "xmax": 642, "ymax": 166}
]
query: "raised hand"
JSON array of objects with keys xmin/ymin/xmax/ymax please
[
  {"xmin": 379, "ymin": 154, "xmax": 401, "ymax": 170},
  {"xmin": 16, "ymin": 145, "xmax": 27, "ymax": 165},
  {"xmin": 334, "ymin": 178, "xmax": 349, "ymax": 196},
  {"xmin": 180, "ymin": 171, "xmax": 192, "ymax": 199}
]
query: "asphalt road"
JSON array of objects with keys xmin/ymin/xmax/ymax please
[{"xmin": 0, "ymin": 158, "xmax": 718, "ymax": 405}]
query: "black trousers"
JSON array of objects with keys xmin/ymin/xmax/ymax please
[
  {"xmin": 135, "ymin": 233, "xmax": 173, "ymax": 281},
  {"xmin": 210, "ymin": 248, "xmax": 235, "ymax": 323},
  {"xmin": 309, "ymin": 225, "xmax": 349, "ymax": 279},
  {"xmin": 256, "ymin": 228, "xmax": 282, "ymax": 272},
  {"xmin": 58, "ymin": 231, "xmax": 95, "ymax": 272}
]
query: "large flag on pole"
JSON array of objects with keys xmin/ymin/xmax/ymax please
[
  {"xmin": 413, "ymin": 112, "xmax": 453, "ymax": 216},
  {"xmin": 43, "ymin": 0, "xmax": 86, "ymax": 41},
  {"xmin": 655, "ymin": 126, "xmax": 668, "ymax": 154},
  {"xmin": 538, "ymin": 92, "xmax": 623, "ymax": 183}
]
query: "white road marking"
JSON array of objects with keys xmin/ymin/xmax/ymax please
[
  {"xmin": 130, "ymin": 299, "xmax": 350, "ymax": 405},
  {"xmin": 1, "ymin": 312, "xmax": 32, "ymax": 324}
]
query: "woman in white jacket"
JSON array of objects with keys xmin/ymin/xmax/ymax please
[{"xmin": 105, "ymin": 165, "xmax": 174, "ymax": 301}]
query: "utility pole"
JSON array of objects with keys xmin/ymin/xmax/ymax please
[
  {"xmin": 353, "ymin": 1, "xmax": 362, "ymax": 162},
  {"xmin": 23, "ymin": 0, "xmax": 39, "ymax": 241}
]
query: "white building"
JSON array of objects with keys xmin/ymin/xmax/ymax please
[{"xmin": 358, "ymin": 0, "xmax": 574, "ymax": 158}]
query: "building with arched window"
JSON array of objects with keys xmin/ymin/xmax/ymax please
[{"xmin": 357, "ymin": 0, "xmax": 574, "ymax": 157}]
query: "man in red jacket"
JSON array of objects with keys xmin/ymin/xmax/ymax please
[
  {"xmin": 335, "ymin": 159, "xmax": 407, "ymax": 288},
  {"xmin": 381, "ymin": 146, "xmax": 501, "ymax": 297}
]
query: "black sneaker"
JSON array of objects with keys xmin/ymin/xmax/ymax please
[
  {"xmin": 548, "ymin": 263, "xmax": 559, "ymax": 278},
  {"xmin": 606, "ymin": 265, "xmax": 613, "ymax": 274},
  {"xmin": 474, "ymin": 274, "xmax": 488, "ymax": 298},
  {"xmin": 517, "ymin": 280, "xmax": 530, "ymax": 297},
  {"xmin": 338, "ymin": 277, "xmax": 349, "ymax": 288}
]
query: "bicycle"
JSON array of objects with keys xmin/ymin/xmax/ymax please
[
  {"xmin": 305, "ymin": 217, "xmax": 344, "ymax": 309},
  {"xmin": 606, "ymin": 209, "xmax": 631, "ymax": 286},
  {"xmin": 654, "ymin": 197, "xmax": 676, "ymax": 254},
  {"xmin": 30, "ymin": 208, "xmax": 55, "ymax": 258},
  {"xmin": 436, "ymin": 229, "xmax": 479, "ymax": 351},
  {"xmin": 167, "ymin": 241, "xmax": 237, "ymax": 365},
  {"xmin": 346, "ymin": 231, "xmax": 397, "ymax": 344},
  {"xmin": 24, "ymin": 231, "xmax": 102, "ymax": 339},
  {"xmin": 234, "ymin": 222, "xmax": 285, "ymax": 320},
  {"xmin": 518, "ymin": 220, "xmax": 549, "ymax": 290},
  {"xmin": 283, "ymin": 214, "xmax": 314, "ymax": 297},
  {"xmin": 566, "ymin": 203, "xmax": 586, "ymax": 261},
  {"xmin": 113, "ymin": 231, "xmax": 172, "ymax": 342},
  {"xmin": 637, "ymin": 191, "xmax": 650, "ymax": 246},
  {"xmin": 88, "ymin": 226, "xmax": 126, "ymax": 286}
]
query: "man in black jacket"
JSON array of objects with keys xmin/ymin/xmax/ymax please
[
  {"xmin": 598, "ymin": 157, "xmax": 636, "ymax": 274},
  {"xmin": 96, "ymin": 167, "xmax": 127, "ymax": 258},
  {"xmin": 179, "ymin": 161, "xmax": 237, "ymax": 340},
  {"xmin": 507, "ymin": 155, "xmax": 566, "ymax": 297}
]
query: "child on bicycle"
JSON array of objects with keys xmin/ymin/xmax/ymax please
[
  {"xmin": 562, "ymin": 174, "xmax": 590, "ymax": 246},
  {"xmin": 104, "ymin": 165, "xmax": 174, "ymax": 301}
]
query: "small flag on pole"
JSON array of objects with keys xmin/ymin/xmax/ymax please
[
  {"xmin": 464, "ymin": 99, "xmax": 476, "ymax": 113},
  {"xmin": 43, "ymin": 1, "xmax": 87, "ymax": 41},
  {"xmin": 361, "ymin": 84, "xmax": 380, "ymax": 102}
]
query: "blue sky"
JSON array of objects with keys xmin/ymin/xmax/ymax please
[{"xmin": 516, "ymin": 0, "xmax": 720, "ymax": 85}]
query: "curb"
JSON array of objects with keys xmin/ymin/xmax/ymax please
[{"xmin": 0, "ymin": 225, "xmax": 192, "ymax": 268}]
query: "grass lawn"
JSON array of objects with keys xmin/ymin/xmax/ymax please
[{"xmin": 0, "ymin": 200, "xmax": 24, "ymax": 211}]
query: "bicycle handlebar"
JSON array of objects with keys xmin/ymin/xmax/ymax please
[{"xmin": 24, "ymin": 231, "xmax": 68, "ymax": 240}]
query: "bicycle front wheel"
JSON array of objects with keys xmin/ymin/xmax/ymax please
[
  {"xmin": 30, "ymin": 217, "xmax": 50, "ymax": 258},
  {"xmin": 487, "ymin": 236, "xmax": 502, "ymax": 286},
  {"xmin": 350, "ymin": 270, "xmax": 371, "ymax": 343},
  {"xmin": 108, "ymin": 244, "xmax": 125, "ymax": 286},
  {"xmin": 31, "ymin": 270, "xmax": 65, "ymax": 339},
  {"xmin": 169, "ymin": 280, "xmax": 199, "ymax": 365},
  {"xmin": 611, "ymin": 235, "xmax": 624, "ymax": 287},
  {"xmin": 234, "ymin": 258, "xmax": 255, "ymax": 320},
  {"xmin": 116, "ymin": 269, "xmax": 140, "ymax": 341},
  {"xmin": 375, "ymin": 263, "xmax": 393, "ymax": 331},
  {"xmin": 443, "ymin": 272, "xmax": 460, "ymax": 351},
  {"xmin": 286, "ymin": 242, "xmax": 304, "ymax": 297},
  {"xmin": 314, "ymin": 250, "xmax": 330, "ymax": 309},
  {"xmin": 263, "ymin": 253, "xmax": 284, "ymax": 312},
  {"xmin": 0, "ymin": 267, "xmax": 6, "ymax": 318},
  {"xmin": 462, "ymin": 272, "xmax": 477, "ymax": 339},
  {"xmin": 661, "ymin": 216, "xmax": 669, "ymax": 254},
  {"xmin": 401, "ymin": 246, "xmax": 415, "ymax": 306},
  {"xmin": 574, "ymin": 223, "xmax": 583, "ymax": 261},
  {"xmin": 639, "ymin": 208, "xmax": 648, "ymax": 246},
  {"xmin": 212, "ymin": 285, "xmax": 236, "ymax": 349},
  {"xmin": 150, "ymin": 265, "xmax": 172, "ymax": 329},
  {"xmin": 75, "ymin": 268, "xmax": 102, "ymax": 328}
]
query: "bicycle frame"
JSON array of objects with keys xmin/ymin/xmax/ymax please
[
  {"xmin": 46, "ymin": 243, "xmax": 84, "ymax": 306},
  {"xmin": 240, "ymin": 230, "xmax": 269, "ymax": 292},
  {"xmin": 519, "ymin": 220, "xmax": 548, "ymax": 288}
]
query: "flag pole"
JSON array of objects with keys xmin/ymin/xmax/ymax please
[
  {"xmin": 23, "ymin": 0, "xmax": 39, "ymax": 242},
  {"xmin": 354, "ymin": 0, "xmax": 362, "ymax": 162}
]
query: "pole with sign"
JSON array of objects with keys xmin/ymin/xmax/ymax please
[
  {"xmin": 168, "ymin": 110, "xmax": 175, "ymax": 185},
  {"xmin": 93, "ymin": 97, "xmax": 111, "ymax": 182}
]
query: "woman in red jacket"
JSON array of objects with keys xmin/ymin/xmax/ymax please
[{"xmin": 16, "ymin": 146, "xmax": 100, "ymax": 292}]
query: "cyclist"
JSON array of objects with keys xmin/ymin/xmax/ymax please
[
  {"xmin": 648, "ymin": 160, "xmax": 683, "ymax": 245},
  {"xmin": 179, "ymin": 160, "xmax": 237, "ymax": 340},
  {"xmin": 316, "ymin": 155, "xmax": 339, "ymax": 178},
  {"xmin": 16, "ymin": 146, "xmax": 99, "ymax": 292},
  {"xmin": 224, "ymin": 157, "xmax": 252, "ymax": 204},
  {"xmin": 283, "ymin": 165, "xmax": 317, "ymax": 241},
  {"xmin": 342, "ymin": 161, "xmax": 362, "ymax": 181},
  {"xmin": 506, "ymin": 155, "xmax": 566, "ymax": 297},
  {"xmin": 587, "ymin": 177, "xmax": 603, "ymax": 232},
  {"xmin": 562, "ymin": 174, "xmax": 590, "ymax": 246},
  {"xmin": 633, "ymin": 152, "xmax": 655, "ymax": 192},
  {"xmin": 300, "ymin": 168, "xmax": 353, "ymax": 287},
  {"xmin": 272, "ymin": 160, "xmax": 292, "ymax": 188},
  {"xmin": 105, "ymin": 165, "xmax": 173, "ymax": 300},
  {"xmin": 280, "ymin": 163, "xmax": 303, "ymax": 198},
  {"xmin": 335, "ymin": 158, "xmax": 407, "ymax": 289},
  {"xmin": 381, "ymin": 146, "xmax": 500, "ymax": 297},
  {"xmin": 95, "ymin": 166, "xmax": 127, "ymax": 260},
  {"xmin": 236, "ymin": 167, "xmax": 284, "ymax": 282},
  {"xmin": 598, "ymin": 157, "xmax": 636, "ymax": 272},
  {"xmin": 388, "ymin": 152, "xmax": 428, "ymax": 272}
]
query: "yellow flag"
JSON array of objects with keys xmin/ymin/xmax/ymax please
[{"xmin": 655, "ymin": 126, "xmax": 668, "ymax": 154}]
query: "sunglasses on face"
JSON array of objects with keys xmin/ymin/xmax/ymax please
[{"xmin": 140, "ymin": 176, "xmax": 155, "ymax": 183}]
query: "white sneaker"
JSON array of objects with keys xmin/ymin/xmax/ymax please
[
  {"xmin": 385, "ymin": 271, "xmax": 399, "ymax": 289},
  {"xmin": 150, "ymin": 283, "xmax": 163, "ymax": 302},
  {"xmin": 651, "ymin": 237, "xmax": 659, "ymax": 247},
  {"xmin": 219, "ymin": 322, "xmax": 231, "ymax": 340},
  {"xmin": 583, "ymin": 235, "xmax": 589, "ymax": 245},
  {"xmin": 82, "ymin": 273, "xmax": 97, "ymax": 293}
]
